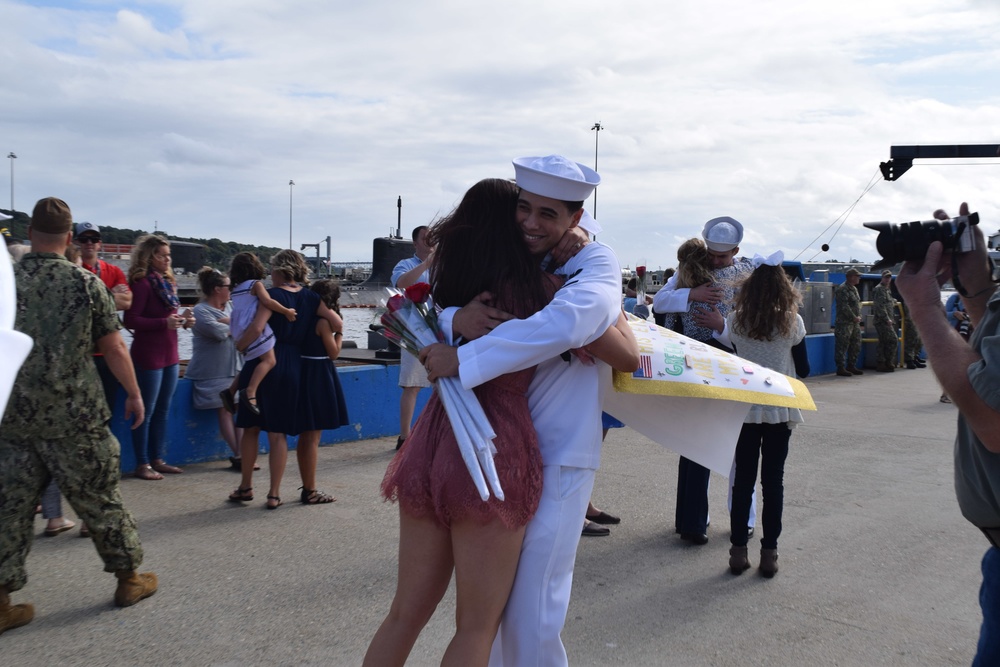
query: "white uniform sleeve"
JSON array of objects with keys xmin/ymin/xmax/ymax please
[
  {"xmin": 437, "ymin": 306, "xmax": 458, "ymax": 345},
  {"xmin": 457, "ymin": 243, "xmax": 621, "ymax": 389},
  {"xmin": 713, "ymin": 314, "xmax": 733, "ymax": 349},
  {"xmin": 651, "ymin": 274, "xmax": 691, "ymax": 314}
]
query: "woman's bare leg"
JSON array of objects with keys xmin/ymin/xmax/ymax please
[
  {"xmin": 362, "ymin": 511, "xmax": 454, "ymax": 667},
  {"xmin": 266, "ymin": 433, "xmax": 288, "ymax": 504},
  {"xmin": 442, "ymin": 519, "xmax": 526, "ymax": 667},
  {"xmin": 238, "ymin": 426, "xmax": 260, "ymax": 491},
  {"xmin": 296, "ymin": 430, "xmax": 319, "ymax": 492},
  {"xmin": 217, "ymin": 408, "xmax": 239, "ymax": 456}
]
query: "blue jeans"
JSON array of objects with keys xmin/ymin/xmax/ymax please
[
  {"xmin": 132, "ymin": 364, "xmax": 179, "ymax": 467},
  {"xmin": 974, "ymin": 546, "xmax": 1000, "ymax": 666}
]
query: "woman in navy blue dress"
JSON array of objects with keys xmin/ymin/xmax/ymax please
[
  {"xmin": 293, "ymin": 279, "xmax": 350, "ymax": 504},
  {"xmin": 227, "ymin": 250, "xmax": 343, "ymax": 509}
]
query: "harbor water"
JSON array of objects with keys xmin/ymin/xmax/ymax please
[{"xmin": 121, "ymin": 307, "xmax": 380, "ymax": 357}]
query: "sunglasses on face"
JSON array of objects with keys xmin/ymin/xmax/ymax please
[{"xmin": 78, "ymin": 237, "xmax": 101, "ymax": 244}]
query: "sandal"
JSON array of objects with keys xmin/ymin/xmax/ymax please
[
  {"xmin": 228, "ymin": 487, "xmax": 254, "ymax": 503},
  {"xmin": 44, "ymin": 518, "xmax": 76, "ymax": 537},
  {"xmin": 300, "ymin": 487, "xmax": 336, "ymax": 504},
  {"xmin": 135, "ymin": 464, "xmax": 164, "ymax": 481},
  {"xmin": 266, "ymin": 495, "xmax": 283, "ymax": 510},
  {"xmin": 219, "ymin": 388, "xmax": 236, "ymax": 414}
]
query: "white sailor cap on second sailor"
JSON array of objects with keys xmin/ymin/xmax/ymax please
[
  {"xmin": 512, "ymin": 155, "xmax": 601, "ymax": 202},
  {"xmin": 702, "ymin": 216, "xmax": 744, "ymax": 252}
]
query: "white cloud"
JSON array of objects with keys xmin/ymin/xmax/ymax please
[{"xmin": 1, "ymin": 0, "xmax": 998, "ymax": 265}]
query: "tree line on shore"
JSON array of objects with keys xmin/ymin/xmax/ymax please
[{"xmin": 2, "ymin": 209, "xmax": 282, "ymax": 270}]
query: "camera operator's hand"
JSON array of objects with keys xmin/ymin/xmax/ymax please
[
  {"xmin": 896, "ymin": 241, "xmax": 947, "ymax": 315},
  {"xmin": 933, "ymin": 202, "xmax": 995, "ymax": 324}
]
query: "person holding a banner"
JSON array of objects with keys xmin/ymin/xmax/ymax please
[
  {"xmin": 652, "ymin": 218, "xmax": 755, "ymax": 545},
  {"xmin": 701, "ymin": 251, "xmax": 805, "ymax": 577}
]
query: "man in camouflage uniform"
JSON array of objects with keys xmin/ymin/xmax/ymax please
[
  {"xmin": 872, "ymin": 269, "xmax": 899, "ymax": 372},
  {"xmin": 834, "ymin": 268, "xmax": 864, "ymax": 376},
  {"xmin": 902, "ymin": 304, "xmax": 926, "ymax": 370},
  {"xmin": 891, "ymin": 278, "xmax": 927, "ymax": 369},
  {"xmin": 0, "ymin": 198, "xmax": 157, "ymax": 636}
]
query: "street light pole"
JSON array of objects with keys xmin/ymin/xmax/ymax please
[
  {"xmin": 590, "ymin": 122, "xmax": 602, "ymax": 219},
  {"xmin": 7, "ymin": 152, "xmax": 16, "ymax": 212},
  {"xmin": 288, "ymin": 180, "xmax": 295, "ymax": 249}
]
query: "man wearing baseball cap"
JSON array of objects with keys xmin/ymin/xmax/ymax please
[
  {"xmin": 0, "ymin": 198, "xmax": 157, "ymax": 636},
  {"xmin": 651, "ymin": 217, "xmax": 757, "ymax": 545},
  {"xmin": 75, "ymin": 221, "xmax": 132, "ymax": 414},
  {"xmin": 834, "ymin": 268, "xmax": 865, "ymax": 376},
  {"xmin": 75, "ymin": 222, "xmax": 132, "ymax": 307},
  {"xmin": 423, "ymin": 155, "xmax": 624, "ymax": 666},
  {"xmin": 872, "ymin": 269, "xmax": 899, "ymax": 372}
]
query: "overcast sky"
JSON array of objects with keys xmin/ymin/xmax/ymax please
[{"xmin": 2, "ymin": 0, "xmax": 999, "ymax": 269}]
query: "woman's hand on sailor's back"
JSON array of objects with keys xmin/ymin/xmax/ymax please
[
  {"xmin": 453, "ymin": 292, "xmax": 514, "ymax": 341},
  {"xmin": 419, "ymin": 344, "xmax": 459, "ymax": 382}
]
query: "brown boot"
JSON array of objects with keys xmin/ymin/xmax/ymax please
[
  {"xmin": 114, "ymin": 570, "xmax": 158, "ymax": 608},
  {"xmin": 850, "ymin": 367, "xmax": 864, "ymax": 375},
  {"xmin": 729, "ymin": 546, "xmax": 750, "ymax": 575},
  {"xmin": 836, "ymin": 367, "xmax": 852, "ymax": 377},
  {"xmin": 759, "ymin": 548, "xmax": 779, "ymax": 578},
  {"xmin": 0, "ymin": 586, "xmax": 34, "ymax": 636}
]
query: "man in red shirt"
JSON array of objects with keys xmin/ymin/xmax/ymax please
[{"xmin": 75, "ymin": 222, "xmax": 132, "ymax": 412}]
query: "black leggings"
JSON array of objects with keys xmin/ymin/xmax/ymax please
[{"xmin": 729, "ymin": 422, "xmax": 791, "ymax": 549}]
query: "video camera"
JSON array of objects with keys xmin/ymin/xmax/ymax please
[{"xmin": 864, "ymin": 212, "xmax": 979, "ymax": 270}]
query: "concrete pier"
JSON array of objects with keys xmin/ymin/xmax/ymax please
[{"xmin": 4, "ymin": 366, "xmax": 983, "ymax": 665}]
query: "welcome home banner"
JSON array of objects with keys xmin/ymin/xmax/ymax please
[{"xmin": 603, "ymin": 317, "xmax": 816, "ymax": 475}]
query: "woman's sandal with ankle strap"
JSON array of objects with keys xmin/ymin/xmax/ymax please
[
  {"xmin": 300, "ymin": 487, "xmax": 336, "ymax": 504},
  {"xmin": 228, "ymin": 487, "xmax": 253, "ymax": 503},
  {"xmin": 266, "ymin": 495, "xmax": 283, "ymax": 510}
]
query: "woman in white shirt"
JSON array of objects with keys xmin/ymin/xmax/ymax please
[{"xmin": 703, "ymin": 251, "xmax": 804, "ymax": 578}]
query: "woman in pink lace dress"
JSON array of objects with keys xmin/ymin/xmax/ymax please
[{"xmin": 365, "ymin": 179, "xmax": 638, "ymax": 666}]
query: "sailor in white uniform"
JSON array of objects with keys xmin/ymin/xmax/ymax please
[{"xmin": 430, "ymin": 155, "xmax": 621, "ymax": 666}]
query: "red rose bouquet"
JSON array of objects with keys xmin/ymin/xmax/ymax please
[
  {"xmin": 379, "ymin": 284, "xmax": 504, "ymax": 501},
  {"xmin": 635, "ymin": 264, "xmax": 647, "ymax": 305}
]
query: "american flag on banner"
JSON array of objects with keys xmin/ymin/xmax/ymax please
[{"xmin": 633, "ymin": 354, "xmax": 653, "ymax": 379}]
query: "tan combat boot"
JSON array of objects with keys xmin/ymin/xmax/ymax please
[
  {"xmin": 0, "ymin": 585, "xmax": 34, "ymax": 635},
  {"xmin": 114, "ymin": 570, "xmax": 158, "ymax": 608}
]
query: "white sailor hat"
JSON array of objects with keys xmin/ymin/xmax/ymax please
[
  {"xmin": 577, "ymin": 209, "xmax": 602, "ymax": 235},
  {"xmin": 702, "ymin": 216, "xmax": 743, "ymax": 252},
  {"xmin": 512, "ymin": 155, "xmax": 600, "ymax": 202}
]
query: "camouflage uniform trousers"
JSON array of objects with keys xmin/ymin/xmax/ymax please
[
  {"xmin": 834, "ymin": 321, "xmax": 861, "ymax": 369},
  {"xmin": 0, "ymin": 426, "xmax": 143, "ymax": 592},
  {"xmin": 874, "ymin": 319, "xmax": 899, "ymax": 367},
  {"xmin": 903, "ymin": 308, "xmax": 923, "ymax": 362}
]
